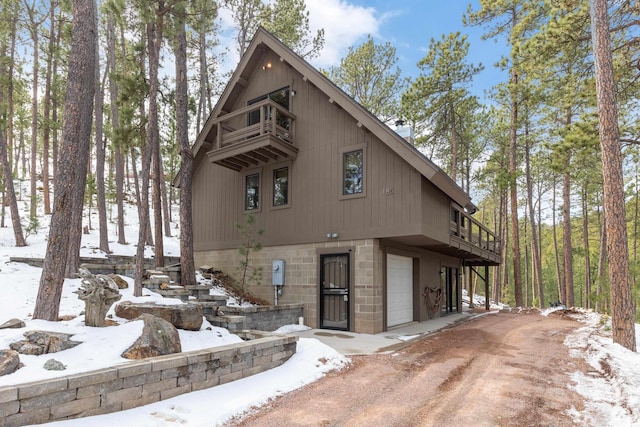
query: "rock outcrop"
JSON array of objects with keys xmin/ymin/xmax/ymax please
[
  {"xmin": 0, "ymin": 349, "xmax": 20, "ymax": 376},
  {"xmin": 108, "ymin": 274, "xmax": 129, "ymax": 289},
  {"xmin": 121, "ymin": 314, "xmax": 181, "ymax": 359},
  {"xmin": 9, "ymin": 331, "xmax": 81, "ymax": 355},
  {"xmin": 43, "ymin": 359, "xmax": 66, "ymax": 371},
  {"xmin": 0, "ymin": 318, "xmax": 26, "ymax": 329},
  {"xmin": 115, "ymin": 301, "xmax": 203, "ymax": 331}
]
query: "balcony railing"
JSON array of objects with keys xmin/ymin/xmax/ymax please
[
  {"xmin": 212, "ymin": 99, "xmax": 296, "ymax": 150},
  {"xmin": 450, "ymin": 204, "xmax": 501, "ymax": 258}
]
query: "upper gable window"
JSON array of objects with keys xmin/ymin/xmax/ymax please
[
  {"xmin": 343, "ymin": 149, "xmax": 364, "ymax": 196},
  {"xmin": 245, "ymin": 173, "xmax": 260, "ymax": 211}
]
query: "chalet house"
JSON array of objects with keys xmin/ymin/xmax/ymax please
[{"xmin": 190, "ymin": 28, "xmax": 501, "ymax": 334}]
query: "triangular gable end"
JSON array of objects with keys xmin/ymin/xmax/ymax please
[{"xmin": 192, "ymin": 27, "xmax": 476, "ymax": 213}]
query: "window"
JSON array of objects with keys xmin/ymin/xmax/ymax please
[
  {"xmin": 343, "ymin": 149, "xmax": 363, "ymax": 195},
  {"xmin": 245, "ymin": 173, "xmax": 260, "ymax": 210},
  {"xmin": 247, "ymin": 87, "xmax": 290, "ymax": 129},
  {"xmin": 273, "ymin": 167, "xmax": 289, "ymax": 207}
]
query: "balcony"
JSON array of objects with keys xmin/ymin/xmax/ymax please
[
  {"xmin": 448, "ymin": 204, "xmax": 502, "ymax": 266},
  {"xmin": 206, "ymin": 99, "xmax": 298, "ymax": 171}
]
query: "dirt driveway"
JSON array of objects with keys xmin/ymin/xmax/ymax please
[{"xmin": 227, "ymin": 311, "xmax": 590, "ymax": 427}]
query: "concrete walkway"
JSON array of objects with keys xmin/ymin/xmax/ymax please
[{"xmin": 292, "ymin": 310, "xmax": 490, "ymax": 355}]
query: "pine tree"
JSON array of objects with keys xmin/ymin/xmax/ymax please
[
  {"xmin": 34, "ymin": 0, "xmax": 96, "ymax": 321},
  {"xmin": 327, "ymin": 35, "xmax": 405, "ymax": 123},
  {"xmin": 401, "ymin": 32, "xmax": 483, "ymax": 183},
  {"xmin": 590, "ymin": 0, "xmax": 636, "ymax": 352}
]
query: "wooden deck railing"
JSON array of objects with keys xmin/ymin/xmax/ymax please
[
  {"xmin": 450, "ymin": 204, "xmax": 501, "ymax": 256},
  {"xmin": 212, "ymin": 99, "xmax": 296, "ymax": 149}
]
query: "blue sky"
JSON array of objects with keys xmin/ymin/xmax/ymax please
[
  {"xmin": 303, "ymin": 0, "xmax": 509, "ymax": 100},
  {"xmin": 217, "ymin": 1, "xmax": 509, "ymax": 100}
]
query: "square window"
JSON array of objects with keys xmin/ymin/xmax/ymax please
[
  {"xmin": 273, "ymin": 167, "xmax": 289, "ymax": 206},
  {"xmin": 343, "ymin": 149, "xmax": 363, "ymax": 195},
  {"xmin": 245, "ymin": 173, "xmax": 260, "ymax": 210}
]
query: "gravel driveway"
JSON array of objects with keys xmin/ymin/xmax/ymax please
[{"xmin": 227, "ymin": 311, "xmax": 589, "ymax": 426}]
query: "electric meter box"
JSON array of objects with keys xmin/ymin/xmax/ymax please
[{"xmin": 272, "ymin": 260, "xmax": 285, "ymax": 286}]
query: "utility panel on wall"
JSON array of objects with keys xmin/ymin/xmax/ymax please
[{"xmin": 272, "ymin": 259, "xmax": 285, "ymax": 286}]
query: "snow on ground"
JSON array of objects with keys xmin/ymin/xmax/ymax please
[
  {"xmin": 461, "ymin": 288, "xmax": 507, "ymax": 310},
  {"xmin": 563, "ymin": 311, "xmax": 640, "ymax": 426},
  {"xmin": 0, "ymin": 199, "xmax": 639, "ymax": 426},
  {"xmin": 0, "ymin": 202, "xmax": 348, "ymax": 425}
]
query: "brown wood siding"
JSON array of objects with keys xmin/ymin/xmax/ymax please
[
  {"xmin": 193, "ymin": 52, "xmax": 432, "ymax": 251},
  {"xmin": 421, "ymin": 177, "xmax": 452, "ymax": 243}
]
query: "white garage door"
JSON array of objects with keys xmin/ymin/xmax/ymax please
[{"xmin": 387, "ymin": 254, "xmax": 413, "ymax": 327}]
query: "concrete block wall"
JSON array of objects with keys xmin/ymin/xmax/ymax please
[
  {"xmin": 353, "ymin": 239, "xmax": 384, "ymax": 333},
  {"xmin": 0, "ymin": 332, "xmax": 297, "ymax": 427},
  {"xmin": 196, "ymin": 239, "xmax": 385, "ymax": 333}
]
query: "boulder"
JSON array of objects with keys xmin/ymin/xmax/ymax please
[
  {"xmin": 0, "ymin": 349, "xmax": 20, "ymax": 376},
  {"xmin": 43, "ymin": 359, "xmax": 66, "ymax": 371},
  {"xmin": 115, "ymin": 301, "xmax": 203, "ymax": 331},
  {"xmin": 10, "ymin": 331, "xmax": 81, "ymax": 355},
  {"xmin": 121, "ymin": 313, "xmax": 181, "ymax": 360},
  {"xmin": 0, "ymin": 318, "xmax": 26, "ymax": 329},
  {"xmin": 108, "ymin": 274, "xmax": 129, "ymax": 289},
  {"xmin": 75, "ymin": 268, "xmax": 122, "ymax": 327}
]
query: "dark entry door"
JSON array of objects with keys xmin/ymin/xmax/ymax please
[
  {"xmin": 441, "ymin": 267, "xmax": 459, "ymax": 315},
  {"xmin": 320, "ymin": 254, "xmax": 350, "ymax": 330}
]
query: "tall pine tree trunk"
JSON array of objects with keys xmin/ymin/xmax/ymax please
[
  {"xmin": 159, "ymin": 158, "xmax": 172, "ymax": 237},
  {"xmin": 175, "ymin": 4, "xmax": 196, "ymax": 287},
  {"xmin": 525, "ymin": 128, "xmax": 544, "ymax": 308},
  {"xmin": 51, "ymin": 15, "xmax": 61, "ymax": 183},
  {"xmin": 509, "ymin": 66, "xmax": 523, "ymax": 307},
  {"xmin": 107, "ymin": 15, "xmax": 127, "ymax": 245},
  {"xmin": 42, "ymin": 2, "xmax": 56, "ymax": 215},
  {"xmin": 552, "ymin": 176, "xmax": 564, "ymax": 304},
  {"xmin": 590, "ymin": 0, "xmax": 636, "ymax": 351},
  {"xmin": 135, "ymin": 15, "xmax": 162, "ymax": 295},
  {"xmin": 596, "ymin": 212, "xmax": 607, "ymax": 313},
  {"xmin": 0, "ymin": 131, "xmax": 26, "ymax": 247},
  {"xmin": 95, "ymin": 9, "xmax": 109, "ymax": 254},
  {"xmin": 33, "ymin": 0, "xmax": 96, "ymax": 321},
  {"xmin": 152, "ymin": 147, "xmax": 165, "ymax": 267},
  {"xmin": 450, "ymin": 103, "xmax": 458, "ymax": 183},
  {"xmin": 582, "ymin": 185, "xmax": 591, "ymax": 309},
  {"xmin": 28, "ymin": 9, "xmax": 40, "ymax": 219},
  {"xmin": 562, "ymin": 170, "xmax": 574, "ymax": 307}
]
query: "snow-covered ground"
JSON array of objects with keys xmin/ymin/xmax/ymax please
[
  {"xmin": 561, "ymin": 310, "xmax": 640, "ymax": 426},
  {"xmin": 0, "ymin": 200, "xmax": 638, "ymax": 426},
  {"xmin": 0, "ymin": 202, "xmax": 349, "ymax": 426}
]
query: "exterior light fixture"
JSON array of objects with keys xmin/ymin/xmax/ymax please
[
  {"xmin": 326, "ymin": 232, "xmax": 339, "ymax": 239},
  {"xmin": 262, "ymin": 62, "xmax": 272, "ymax": 70}
]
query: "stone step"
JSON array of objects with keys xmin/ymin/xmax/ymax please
[
  {"xmin": 205, "ymin": 314, "xmax": 247, "ymax": 331},
  {"xmin": 197, "ymin": 294, "xmax": 228, "ymax": 303},
  {"xmin": 156, "ymin": 289, "xmax": 191, "ymax": 302},
  {"xmin": 184, "ymin": 284, "xmax": 213, "ymax": 290},
  {"xmin": 196, "ymin": 300, "xmax": 228, "ymax": 316},
  {"xmin": 183, "ymin": 284, "xmax": 214, "ymax": 299},
  {"xmin": 146, "ymin": 269, "xmax": 167, "ymax": 276}
]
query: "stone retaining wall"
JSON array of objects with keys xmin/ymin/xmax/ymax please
[
  {"xmin": 219, "ymin": 304, "xmax": 304, "ymax": 332},
  {"xmin": 0, "ymin": 331, "xmax": 297, "ymax": 427},
  {"xmin": 9, "ymin": 256, "xmax": 181, "ymax": 284}
]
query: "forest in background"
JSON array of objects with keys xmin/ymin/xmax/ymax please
[{"xmin": 0, "ymin": 0, "xmax": 638, "ymax": 336}]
